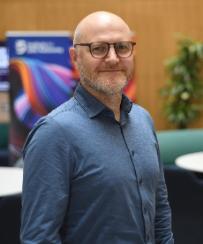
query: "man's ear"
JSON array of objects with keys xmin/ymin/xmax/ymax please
[
  {"xmin": 69, "ymin": 47, "xmax": 77, "ymax": 64},
  {"xmin": 69, "ymin": 47, "xmax": 79, "ymax": 72}
]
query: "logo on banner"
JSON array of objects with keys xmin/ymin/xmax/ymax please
[{"xmin": 15, "ymin": 39, "xmax": 65, "ymax": 55}]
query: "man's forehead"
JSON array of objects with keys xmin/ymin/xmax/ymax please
[{"xmin": 90, "ymin": 33, "xmax": 133, "ymax": 44}]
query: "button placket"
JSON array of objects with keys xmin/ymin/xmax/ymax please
[
  {"xmin": 143, "ymin": 206, "xmax": 147, "ymax": 215},
  {"xmin": 138, "ymin": 176, "xmax": 142, "ymax": 185}
]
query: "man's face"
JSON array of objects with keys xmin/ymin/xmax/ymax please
[{"xmin": 71, "ymin": 23, "xmax": 135, "ymax": 96}]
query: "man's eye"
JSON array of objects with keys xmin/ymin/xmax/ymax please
[
  {"xmin": 92, "ymin": 45, "xmax": 107, "ymax": 54},
  {"xmin": 117, "ymin": 43, "xmax": 130, "ymax": 52}
]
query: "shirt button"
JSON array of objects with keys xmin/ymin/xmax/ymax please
[
  {"xmin": 143, "ymin": 206, "xmax": 147, "ymax": 214},
  {"xmin": 131, "ymin": 150, "xmax": 135, "ymax": 156},
  {"xmin": 146, "ymin": 234, "xmax": 150, "ymax": 242},
  {"xmin": 146, "ymin": 234, "xmax": 151, "ymax": 243},
  {"xmin": 138, "ymin": 177, "xmax": 142, "ymax": 185}
]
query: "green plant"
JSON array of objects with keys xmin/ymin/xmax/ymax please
[{"xmin": 161, "ymin": 36, "xmax": 203, "ymax": 129}]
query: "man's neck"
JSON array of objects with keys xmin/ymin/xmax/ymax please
[{"xmin": 81, "ymin": 84, "xmax": 122, "ymax": 122}]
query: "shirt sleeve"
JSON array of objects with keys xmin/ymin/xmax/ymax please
[
  {"xmin": 20, "ymin": 117, "xmax": 74, "ymax": 244},
  {"xmin": 154, "ymin": 134, "xmax": 174, "ymax": 244}
]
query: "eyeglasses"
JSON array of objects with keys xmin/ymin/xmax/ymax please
[{"xmin": 74, "ymin": 41, "xmax": 136, "ymax": 59}]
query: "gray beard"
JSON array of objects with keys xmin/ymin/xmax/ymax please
[
  {"xmin": 77, "ymin": 62, "xmax": 133, "ymax": 96},
  {"xmin": 81, "ymin": 76, "xmax": 128, "ymax": 96}
]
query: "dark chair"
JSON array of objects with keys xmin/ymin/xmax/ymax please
[
  {"xmin": 0, "ymin": 193, "xmax": 21, "ymax": 244},
  {"xmin": 164, "ymin": 166, "xmax": 203, "ymax": 244},
  {"xmin": 157, "ymin": 129, "xmax": 203, "ymax": 166},
  {"xmin": 0, "ymin": 123, "xmax": 9, "ymax": 166}
]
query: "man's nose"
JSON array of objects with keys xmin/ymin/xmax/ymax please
[{"xmin": 105, "ymin": 45, "xmax": 119, "ymax": 62}]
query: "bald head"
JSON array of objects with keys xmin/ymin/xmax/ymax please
[
  {"xmin": 73, "ymin": 11, "xmax": 133, "ymax": 44},
  {"xmin": 69, "ymin": 11, "xmax": 135, "ymax": 101}
]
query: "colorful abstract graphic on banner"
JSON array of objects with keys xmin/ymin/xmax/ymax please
[{"xmin": 7, "ymin": 31, "xmax": 79, "ymax": 164}]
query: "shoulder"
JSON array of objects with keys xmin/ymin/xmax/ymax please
[
  {"xmin": 48, "ymin": 96, "xmax": 89, "ymax": 126},
  {"xmin": 128, "ymin": 103, "xmax": 158, "ymax": 143},
  {"xmin": 23, "ymin": 97, "xmax": 87, "ymax": 152},
  {"xmin": 130, "ymin": 103, "xmax": 154, "ymax": 127}
]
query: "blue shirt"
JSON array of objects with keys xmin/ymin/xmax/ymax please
[{"xmin": 21, "ymin": 84, "xmax": 174, "ymax": 244}]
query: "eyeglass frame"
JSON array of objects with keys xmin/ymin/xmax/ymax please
[{"xmin": 73, "ymin": 41, "xmax": 136, "ymax": 59}]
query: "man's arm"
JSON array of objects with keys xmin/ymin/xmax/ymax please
[{"xmin": 21, "ymin": 117, "xmax": 73, "ymax": 243}]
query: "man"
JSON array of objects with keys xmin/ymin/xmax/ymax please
[{"xmin": 21, "ymin": 11, "xmax": 174, "ymax": 244}]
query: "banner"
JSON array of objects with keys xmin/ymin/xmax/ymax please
[
  {"xmin": 0, "ymin": 41, "xmax": 10, "ymax": 124},
  {"xmin": 0, "ymin": 41, "xmax": 9, "ymax": 83},
  {"xmin": 7, "ymin": 31, "xmax": 79, "ymax": 165}
]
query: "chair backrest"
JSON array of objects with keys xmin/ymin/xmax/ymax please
[
  {"xmin": 0, "ymin": 123, "xmax": 9, "ymax": 149},
  {"xmin": 0, "ymin": 123, "xmax": 9, "ymax": 166},
  {"xmin": 164, "ymin": 166, "xmax": 203, "ymax": 244},
  {"xmin": 157, "ymin": 129, "xmax": 203, "ymax": 165},
  {"xmin": 0, "ymin": 193, "xmax": 21, "ymax": 244}
]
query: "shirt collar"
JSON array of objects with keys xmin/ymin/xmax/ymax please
[{"xmin": 74, "ymin": 84, "xmax": 133, "ymax": 119}]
